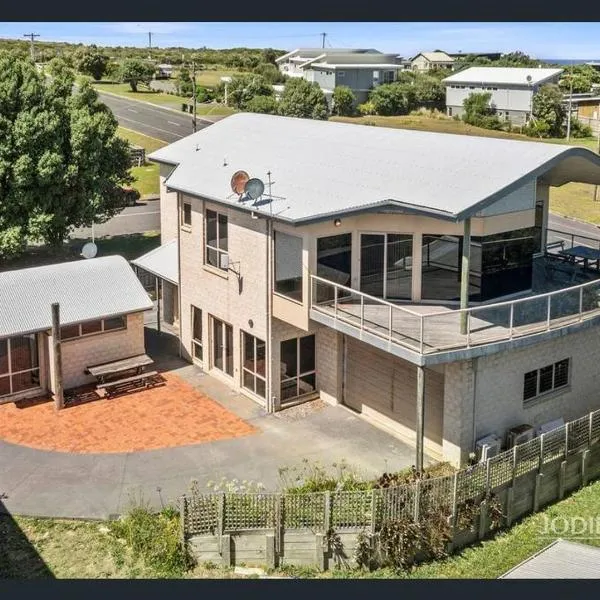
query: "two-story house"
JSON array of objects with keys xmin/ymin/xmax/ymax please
[
  {"xmin": 443, "ymin": 66, "xmax": 564, "ymax": 124},
  {"xmin": 145, "ymin": 112, "xmax": 600, "ymax": 469},
  {"xmin": 276, "ymin": 48, "xmax": 407, "ymax": 104}
]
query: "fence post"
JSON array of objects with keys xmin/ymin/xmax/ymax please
[
  {"xmin": 565, "ymin": 424, "xmax": 570, "ymax": 459},
  {"xmin": 413, "ymin": 479, "xmax": 421, "ymax": 523},
  {"xmin": 324, "ymin": 491, "xmax": 332, "ymax": 532},
  {"xmin": 388, "ymin": 305, "xmax": 393, "ymax": 342},
  {"xmin": 478, "ymin": 496, "xmax": 488, "ymax": 541},
  {"xmin": 589, "ymin": 412, "xmax": 594, "ymax": 447},
  {"xmin": 506, "ymin": 487, "xmax": 515, "ymax": 527},
  {"xmin": 546, "ymin": 295, "xmax": 551, "ymax": 330},
  {"xmin": 579, "ymin": 286, "xmax": 584, "ymax": 322},
  {"xmin": 217, "ymin": 492, "xmax": 225, "ymax": 552},
  {"xmin": 276, "ymin": 494, "xmax": 284, "ymax": 559},
  {"xmin": 334, "ymin": 286, "xmax": 338, "ymax": 320},
  {"xmin": 419, "ymin": 315, "xmax": 424, "ymax": 354},
  {"xmin": 511, "ymin": 445, "xmax": 518, "ymax": 488},
  {"xmin": 533, "ymin": 473, "xmax": 543, "ymax": 513},
  {"xmin": 485, "ymin": 457, "xmax": 491, "ymax": 497},
  {"xmin": 581, "ymin": 450, "xmax": 591, "ymax": 487},
  {"xmin": 360, "ymin": 295, "xmax": 365, "ymax": 329},
  {"xmin": 179, "ymin": 495, "xmax": 187, "ymax": 544},
  {"xmin": 370, "ymin": 489, "xmax": 377, "ymax": 535},
  {"xmin": 558, "ymin": 461, "xmax": 567, "ymax": 500},
  {"xmin": 509, "ymin": 303, "xmax": 514, "ymax": 339}
]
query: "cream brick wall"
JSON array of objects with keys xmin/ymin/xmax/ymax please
[
  {"xmin": 315, "ymin": 327, "xmax": 342, "ymax": 406},
  {"xmin": 179, "ymin": 195, "xmax": 269, "ymax": 402},
  {"xmin": 159, "ymin": 164, "xmax": 178, "ymax": 244},
  {"xmin": 443, "ymin": 326, "xmax": 600, "ymax": 465},
  {"xmin": 54, "ymin": 313, "xmax": 146, "ymax": 390}
]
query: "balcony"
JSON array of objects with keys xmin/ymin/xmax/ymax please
[{"xmin": 309, "ymin": 230, "xmax": 600, "ymax": 364}]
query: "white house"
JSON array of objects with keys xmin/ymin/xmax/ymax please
[
  {"xmin": 443, "ymin": 66, "xmax": 564, "ymax": 124},
  {"xmin": 146, "ymin": 112, "xmax": 600, "ymax": 468},
  {"xmin": 411, "ymin": 51, "xmax": 455, "ymax": 72}
]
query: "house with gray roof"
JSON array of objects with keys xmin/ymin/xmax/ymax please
[
  {"xmin": 276, "ymin": 48, "xmax": 407, "ymax": 104},
  {"xmin": 0, "ymin": 255, "xmax": 153, "ymax": 403},
  {"xmin": 146, "ymin": 112, "xmax": 600, "ymax": 469},
  {"xmin": 443, "ymin": 66, "xmax": 564, "ymax": 124}
]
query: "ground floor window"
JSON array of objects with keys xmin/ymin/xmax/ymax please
[
  {"xmin": 242, "ymin": 332, "xmax": 266, "ymax": 399},
  {"xmin": 191, "ymin": 306, "xmax": 203, "ymax": 361},
  {"xmin": 280, "ymin": 335, "xmax": 316, "ymax": 403},
  {"xmin": 523, "ymin": 358, "xmax": 570, "ymax": 403},
  {"xmin": 0, "ymin": 334, "xmax": 40, "ymax": 398}
]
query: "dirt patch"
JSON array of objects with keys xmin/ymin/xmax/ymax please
[{"xmin": 274, "ymin": 398, "xmax": 327, "ymax": 422}]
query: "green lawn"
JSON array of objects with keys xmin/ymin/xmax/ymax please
[
  {"xmin": 333, "ymin": 115, "xmax": 600, "ymax": 225},
  {"xmin": 91, "ymin": 82, "xmax": 235, "ymax": 116},
  {"xmin": 195, "ymin": 69, "xmax": 248, "ymax": 88}
]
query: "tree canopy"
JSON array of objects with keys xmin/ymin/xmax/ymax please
[
  {"xmin": 531, "ymin": 83, "xmax": 566, "ymax": 137},
  {"xmin": 218, "ymin": 74, "xmax": 274, "ymax": 110},
  {"xmin": 461, "ymin": 92, "xmax": 503, "ymax": 130},
  {"xmin": 119, "ymin": 58, "xmax": 156, "ymax": 92},
  {"xmin": 277, "ymin": 78, "xmax": 328, "ymax": 120},
  {"xmin": 332, "ymin": 86, "xmax": 355, "ymax": 116},
  {"xmin": 74, "ymin": 46, "xmax": 110, "ymax": 81},
  {"xmin": 0, "ymin": 54, "xmax": 132, "ymax": 257}
]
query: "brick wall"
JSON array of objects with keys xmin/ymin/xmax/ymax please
[
  {"xmin": 159, "ymin": 164, "xmax": 178, "ymax": 244},
  {"xmin": 56, "ymin": 313, "xmax": 146, "ymax": 390}
]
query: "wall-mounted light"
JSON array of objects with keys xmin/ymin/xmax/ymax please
[
  {"xmin": 248, "ymin": 319, "xmax": 254, "ymax": 328},
  {"xmin": 334, "ymin": 218, "xmax": 342, "ymax": 227}
]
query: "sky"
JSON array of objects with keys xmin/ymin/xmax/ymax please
[{"xmin": 2, "ymin": 22, "xmax": 600, "ymax": 59}]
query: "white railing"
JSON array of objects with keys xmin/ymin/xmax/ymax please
[{"xmin": 310, "ymin": 274, "xmax": 600, "ymax": 356}]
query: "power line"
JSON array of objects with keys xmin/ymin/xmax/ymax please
[{"xmin": 23, "ymin": 32, "xmax": 40, "ymax": 61}]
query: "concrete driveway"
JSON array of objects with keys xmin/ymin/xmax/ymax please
[{"xmin": 0, "ymin": 331, "xmax": 428, "ymax": 520}]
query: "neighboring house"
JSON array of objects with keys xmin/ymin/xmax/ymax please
[
  {"xmin": 443, "ymin": 66, "xmax": 564, "ymax": 124},
  {"xmin": 448, "ymin": 52, "xmax": 503, "ymax": 61},
  {"xmin": 411, "ymin": 51, "xmax": 455, "ymax": 72},
  {"xmin": 146, "ymin": 112, "xmax": 600, "ymax": 467},
  {"xmin": 568, "ymin": 93, "xmax": 600, "ymax": 135},
  {"xmin": 276, "ymin": 48, "xmax": 406, "ymax": 104},
  {"xmin": 0, "ymin": 256, "xmax": 153, "ymax": 403},
  {"xmin": 156, "ymin": 64, "xmax": 173, "ymax": 79},
  {"xmin": 276, "ymin": 48, "xmax": 381, "ymax": 78}
]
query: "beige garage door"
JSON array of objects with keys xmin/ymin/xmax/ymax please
[{"xmin": 344, "ymin": 337, "xmax": 443, "ymax": 449}]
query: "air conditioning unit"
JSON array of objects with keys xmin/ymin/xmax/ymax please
[
  {"xmin": 536, "ymin": 417, "xmax": 565, "ymax": 437},
  {"xmin": 506, "ymin": 424, "xmax": 535, "ymax": 449},
  {"xmin": 475, "ymin": 434, "xmax": 502, "ymax": 462}
]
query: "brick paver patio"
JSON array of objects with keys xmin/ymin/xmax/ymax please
[{"xmin": 0, "ymin": 373, "xmax": 257, "ymax": 453}]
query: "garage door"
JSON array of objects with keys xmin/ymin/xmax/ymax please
[{"xmin": 344, "ymin": 337, "xmax": 443, "ymax": 452}]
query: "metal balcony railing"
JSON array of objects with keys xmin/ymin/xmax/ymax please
[{"xmin": 310, "ymin": 274, "xmax": 600, "ymax": 356}]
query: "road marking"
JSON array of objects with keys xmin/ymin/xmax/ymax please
[
  {"xmin": 167, "ymin": 121, "xmax": 181, "ymax": 127},
  {"xmin": 127, "ymin": 108, "xmax": 138, "ymax": 113},
  {"xmin": 116, "ymin": 115, "xmax": 186, "ymax": 140}
]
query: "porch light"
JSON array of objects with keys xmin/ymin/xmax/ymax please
[{"xmin": 334, "ymin": 218, "xmax": 342, "ymax": 227}]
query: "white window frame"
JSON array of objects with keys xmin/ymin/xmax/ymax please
[
  {"xmin": 0, "ymin": 335, "xmax": 41, "ymax": 398},
  {"xmin": 181, "ymin": 201, "xmax": 192, "ymax": 229},
  {"xmin": 191, "ymin": 306, "xmax": 203, "ymax": 363},
  {"xmin": 205, "ymin": 209, "xmax": 229, "ymax": 271},
  {"xmin": 241, "ymin": 331, "xmax": 266, "ymax": 399}
]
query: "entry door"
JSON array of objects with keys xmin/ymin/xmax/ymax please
[{"xmin": 211, "ymin": 316, "xmax": 233, "ymax": 377}]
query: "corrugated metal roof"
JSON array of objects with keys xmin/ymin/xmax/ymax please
[
  {"xmin": 443, "ymin": 66, "xmax": 563, "ymax": 86},
  {"xmin": 131, "ymin": 240, "xmax": 179, "ymax": 285},
  {"xmin": 0, "ymin": 255, "xmax": 153, "ymax": 338},
  {"xmin": 148, "ymin": 113, "xmax": 600, "ymax": 224},
  {"xmin": 500, "ymin": 539, "xmax": 600, "ymax": 579}
]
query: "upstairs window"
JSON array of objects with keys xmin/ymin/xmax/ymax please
[
  {"xmin": 181, "ymin": 201, "xmax": 192, "ymax": 228},
  {"xmin": 274, "ymin": 231, "xmax": 303, "ymax": 302},
  {"xmin": 205, "ymin": 209, "xmax": 228, "ymax": 270}
]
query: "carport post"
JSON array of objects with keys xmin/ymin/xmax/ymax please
[
  {"xmin": 459, "ymin": 218, "xmax": 471, "ymax": 335},
  {"xmin": 416, "ymin": 365, "xmax": 425, "ymax": 473},
  {"xmin": 155, "ymin": 276, "xmax": 161, "ymax": 334},
  {"xmin": 51, "ymin": 302, "xmax": 64, "ymax": 411}
]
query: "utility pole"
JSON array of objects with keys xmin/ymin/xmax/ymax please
[
  {"xmin": 148, "ymin": 31, "xmax": 153, "ymax": 50},
  {"xmin": 566, "ymin": 62, "xmax": 574, "ymax": 141},
  {"xmin": 23, "ymin": 32, "xmax": 40, "ymax": 62},
  {"xmin": 320, "ymin": 32, "xmax": 327, "ymax": 49},
  {"xmin": 595, "ymin": 102, "xmax": 600, "ymax": 202},
  {"xmin": 191, "ymin": 61, "xmax": 197, "ymax": 133}
]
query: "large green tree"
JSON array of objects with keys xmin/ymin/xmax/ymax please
[
  {"xmin": 462, "ymin": 92, "xmax": 503, "ymax": 130},
  {"xmin": 218, "ymin": 74, "xmax": 274, "ymax": 110},
  {"xmin": 278, "ymin": 78, "xmax": 328, "ymax": 120},
  {"xmin": 532, "ymin": 83, "xmax": 566, "ymax": 137},
  {"xmin": 74, "ymin": 46, "xmax": 110, "ymax": 81},
  {"xmin": 119, "ymin": 58, "xmax": 156, "ymax": 92},
  {"xmin": 369, "ymin": 83, "xmax": 416, "ymax": 116},
  {"xmin": 0, "ymin": 54, "xmax": 132, "ymax": 257}
]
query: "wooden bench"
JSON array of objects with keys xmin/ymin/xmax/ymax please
[{"xmin": 97, "ymin": 370, "xmax": 159, "ymax": 398}]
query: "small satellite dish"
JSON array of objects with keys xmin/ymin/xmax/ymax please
[
  {"xmin": 244, "ymin": 178, "xmax": 265, "ymax": 200},
  {"xmin": 230, "ymin": 170, "xmax": 249, "ymax": 195},
  {"xmin": 81, "ymin": 242, "xmax": 98, "ymax": 259},
  {"xmin": 526, "ymin": 75, "xmax": 532, "ymax": 83}
]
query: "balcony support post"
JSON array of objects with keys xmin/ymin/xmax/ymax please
[
  {"xmin": 416, "ymin": 365, "xmax": 425, "ymax": 473},
  {"xmin": 460, "ymin": 218, "xmax": 471, "ymax": 335}
]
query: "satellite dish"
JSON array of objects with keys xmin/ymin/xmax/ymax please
[
  {"xmin": 230, "ymin": 170, "xmax": 249, "ymax": 195},
  {"xmin": 81, "ymin": 242, "xmax": 98, "ymax": 259},
  {"xmin": 244, "ymin": 178, "xmax": 265, "ymax": 200},
  {"xmin": 526, "ymin": 75, "xmax": 532, "ymax": 82}
]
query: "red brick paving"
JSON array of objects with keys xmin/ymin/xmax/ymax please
[{"xmin": 0, "ymin": 373, "xmax": 257, "ymax": 453}]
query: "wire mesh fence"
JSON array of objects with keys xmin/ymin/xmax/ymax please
[{"xmin": 182, "ymin": 408, "xmax": 600, "ymax": 537}]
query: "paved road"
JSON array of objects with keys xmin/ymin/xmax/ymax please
[
  {"xmin": 97, "ymin": 91, "xmax": 212, "ymax": 144},
  {"xmin": 547, "ymin": 213, "xmax": 600, "ymax": 246},
  {"xmin": 71, "ymin": 200, "xmax": 161, "ymax": 239}
]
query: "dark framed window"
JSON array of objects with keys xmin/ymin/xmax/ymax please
[
  {"xmin": 191, "ymin": 306, "xmax": 203, "ymax": 361},
  {"xmin": 242, "ymin": 332, "xmax": 266, "ymax": 399},
  {"xmin": 205, "ymin": 209, "xmax": 228, "ymax": 270},
  {"xmin": 274, "ymin": 230, "xmax": 303, "ymax": 302},
  {"xmin": 182, "ymin": 201, "xmax": 192, "ymax": 227},
  {"xmin": 0, "ymin": 334, "xmax": 40, "ymax": 398},
  {"xmin": 280, "ymin": 335, "xmax": 316, "ymax": 403},
  {"xmin": 60, "ymin": 316, "xmax": 127, "ymax": 341},
  {"xmin": 523, "ymin": 358, "xmax": 570, "ymax": 403}
]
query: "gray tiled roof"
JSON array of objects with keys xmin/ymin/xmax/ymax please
[
  {"xmin": 131, "ymin": 240, "xmax": 178, "ymax": 285},
  {"xmin": 0, "ymin": 255, "xmax": 153, "ymax": 338},
  {"xmin": 148, "ymin": 113, "xmax": 600, "ymax": 224}
]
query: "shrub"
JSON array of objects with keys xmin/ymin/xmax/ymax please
[
  {"xmin": 358, "ymin": 101, "xmax": 376, "ymax": 116},
  {"xmin": 110, "ymin": 495, "xmax": 192, "ymax": 577},
  {"xmin": 245, "ymin": 94, "xmax": 278, "ymax": 114},
  {"xmin": 331, "ymin": 86, "xmax": 356, "ymax": 116},
  {"xmin": 278, "ymin": 459, "xmax": 372, "ymax": 494},
  {"xmin": 523, "ymin": 119, "xmax": 551, "ymax": 138},
  {"xmin": 570, "ymin": 118, "xmax": 594, "ymax": 138},
  {"xmin": 369, "ymin": 83, "xmax": 415, "ymax": 116}
]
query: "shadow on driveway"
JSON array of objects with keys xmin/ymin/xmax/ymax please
[{"xmin": 0, "ymin": 496, "xmax": 54, "ymax": 578}]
